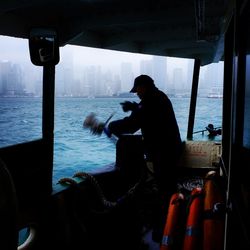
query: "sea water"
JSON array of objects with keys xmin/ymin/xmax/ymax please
[{"xmin": 0, "ymin": 97, "xmax": 222, "ymax": 185}]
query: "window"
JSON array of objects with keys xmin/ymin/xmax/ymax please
[
  {"xmin": 193, "ymin": 62, "xmax": 224, "ymax": 141},
  {"xmin": 0, "ymin": 36, "xmax": 43, "ymax": 148},
  {"xmin": 0, "ymin": 37, "xmax": 223, "ymax": 184}
]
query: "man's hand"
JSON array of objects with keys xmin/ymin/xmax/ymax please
[
  {"xmin": 120, "ymin": 101, "xmax": 138, "ymax": 112},
  {"xmin": 83, "ymin": 113, "xmax": 104, "ymax": 135},
  {"xmin": 91, "ymin": 122, "xmax": 105, "ymax": 135}
]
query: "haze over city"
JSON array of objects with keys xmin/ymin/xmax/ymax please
[{"xmin": 0, "ymin": 35, "xmax": 224, "ymax": 97}]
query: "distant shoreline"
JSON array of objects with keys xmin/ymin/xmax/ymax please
[{"xmin": 0, "ymin": 94, "xmax": 222, "ymax": 99}]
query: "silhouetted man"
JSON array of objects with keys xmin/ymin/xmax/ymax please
[{"xmin": 107, "ymin": 75, "xmax": 182, "ymax": 242}]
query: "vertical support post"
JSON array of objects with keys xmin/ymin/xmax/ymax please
[
  {"xmin": 43, "ymin": 64, "xmax": 55, "ymax": 140},
  {"xmin": 42, "ymin": 64, "xmax": 55, "ymax": 191},
  {"xmin": 187, "ymin": 58, "xmax": 201, "ymax": 139}
]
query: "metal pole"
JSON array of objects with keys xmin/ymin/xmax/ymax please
[{"xmin": 187, "ymin": 58, "xmax": 201, "ymax": 139}]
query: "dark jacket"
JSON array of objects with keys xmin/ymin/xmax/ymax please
[{"xmin": 108, "ymin": 87, "xmax": 182, "ymax": 164}]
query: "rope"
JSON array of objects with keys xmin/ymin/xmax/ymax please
[
  {"xmin": 58, "ymin": 171, "xmax": 150, "ymax": 211},
  {"xmin": 73, "ymin": 172, "xmax": 117, "ymax": 208}
]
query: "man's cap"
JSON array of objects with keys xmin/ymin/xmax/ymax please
[{"xmin": 130, "ymin": 75, "xmax": 155, "ymax": 93}]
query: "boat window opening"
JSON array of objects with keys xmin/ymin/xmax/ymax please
[
  {"xmin": 192, "ymin": 61, "xmax": 224, "ymax": 141},
  {"xmin": 52, "ymin": 45, "xmax": 222, "ymax": 184},
  {"xmin": 0, "ymin": 36, "xmax": 223, "ymax": 185},
  {"xmin": 53, "ymin": 46, "xmax": 195, "ymax": 184},
  {"xmin": 0, "ymin": 36, "xmax": 43, "ymax": 148}
]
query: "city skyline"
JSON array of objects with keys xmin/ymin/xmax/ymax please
[{"xmin": 0, "ymin": 35, "xmax": 224, "ymax": 97}]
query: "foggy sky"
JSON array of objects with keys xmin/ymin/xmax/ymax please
[
  {"xmin": 0, "ymin": 35, "xmax": 188, "ymax": 76},
  {"xmin": 0, "ymin": 35, "xmax": 224, "ymax": 92}
]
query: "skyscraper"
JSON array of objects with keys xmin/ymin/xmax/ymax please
[
  {"xmin": 140, "ymin": 59, "xmax": 153, "ymax": 76},
  {"xmin": 120, "ymin": 62, "xmax": 134, "ymax": 92},
  {"xmin": 152, "ymin": 56, "xmax": 167, "ymax": 91}
]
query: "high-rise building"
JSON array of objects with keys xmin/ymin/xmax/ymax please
[
  {"xmin": 120, "ymin": 62, "xmax": 134, "ymax": 92},
  {"xmin": 0, "ymin": 61, "xmax": 25, "ymax": 96},
  {"xmin": 140, "ymin": 60, "xmax": 153, "ymax": 76},
  {"xmin": 152, "ymin": 56, "xmax": 167, "ymax": 91}
]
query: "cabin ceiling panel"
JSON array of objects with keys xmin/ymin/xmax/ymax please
[{"xmin": 0, "ymin": 0, "xmax": 231, "ymax": 65}]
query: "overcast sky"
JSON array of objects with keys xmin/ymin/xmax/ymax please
[
  {"xmin": 0, "ymin": 35, "xmax": 189, "ymax": 74},
  {"xmin": 0, "ymin": 35, "xmax": 151, "ymax": 64}
]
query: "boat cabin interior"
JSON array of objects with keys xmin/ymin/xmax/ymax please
[{"xmin": 1, "ymin": 0, "xmax": 250, "ymax": 249}]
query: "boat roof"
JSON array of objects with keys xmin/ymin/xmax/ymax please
[{"xmin": 0, "ymin": 0, "xmax": 231, "ymax": 65}]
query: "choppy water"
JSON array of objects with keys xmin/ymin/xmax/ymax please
[{"xmin": 0, "ymin": 97, "xmax": 222, "ymax": 184}]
